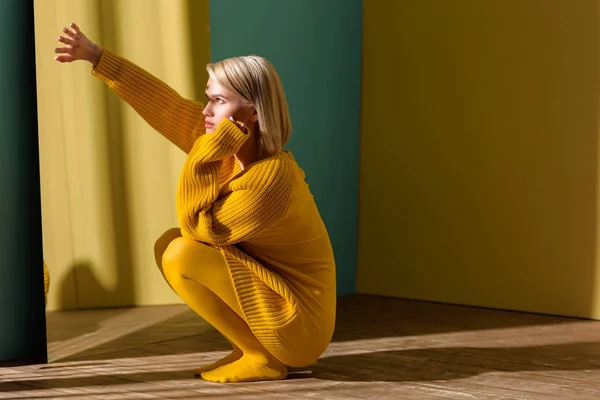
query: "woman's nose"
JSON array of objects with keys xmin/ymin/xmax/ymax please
[{"xmin": 202, "ymin": 106, "xmax": 212, "ymax": 116}]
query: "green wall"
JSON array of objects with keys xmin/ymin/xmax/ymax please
[
  {"xmin": 0, "ymin": 0, "xmax": 47, "ymax": 364},
  {"xmin": 210, "ymin": 0, "xmax": 363, "ymax": 295}
]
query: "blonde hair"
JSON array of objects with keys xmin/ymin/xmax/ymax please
[{"xmin": 206, "ymin": 55, "xmax": 292, "ymax": 157}]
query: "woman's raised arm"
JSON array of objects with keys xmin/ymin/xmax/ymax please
[{"xmin": 55, "ymin": 23, "xmax": 204, "ymax": 153}]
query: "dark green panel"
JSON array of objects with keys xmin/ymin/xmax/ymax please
[
  {"xmin": 210, "ymin": 0, "xmax": 362, "ymax": 295},
  {"xmin": 0, "ymin": 0, "xmax": 47, "ymax": 365}
]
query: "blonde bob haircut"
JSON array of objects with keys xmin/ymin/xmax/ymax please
[{"xmin": 206, "ymin": 55, "xmax": 292, "ymax": 157}]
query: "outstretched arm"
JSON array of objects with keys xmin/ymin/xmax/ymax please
[
  {"xmin": 55, "ymin": 23, "xmax": 204, "ymax": 153},
  {"xmin": 90, "ymin": 49, "xmax": 205, "ymax": 153}
]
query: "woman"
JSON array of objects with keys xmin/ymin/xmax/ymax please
[{"xmin": 54, "ymin": 23, "xmax": 337, "ymax": 383}]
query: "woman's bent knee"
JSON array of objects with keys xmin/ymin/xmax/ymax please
[
  {"xmin": 161, "ymin": 237, "xmax": 244, "ymax": 319},
  {"xmin": 161, "ymin": 236, "xmax": 204, "ymax": 281},
  {"xmin": 161, "ymin": 238, "xmax": 228, "ymax": 287},
  {"xmin": 154, "ymin": 227, "xmax": 182, "ymax": 270}
]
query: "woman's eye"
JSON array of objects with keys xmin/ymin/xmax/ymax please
[{"xmin": 216, "ymin": 98, "xmax": 225, "ymax": 104}]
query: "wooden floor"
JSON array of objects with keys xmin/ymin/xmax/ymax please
[{"xmin": 1, "ymin": 294, "xmax": 600, "ymax": 399}]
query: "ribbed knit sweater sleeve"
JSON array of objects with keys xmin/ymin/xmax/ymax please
[
  {"xmin": 178, "ymin": 119, "xmax": 294, "ymax": 246},
  {"xmin": 91, "ymin": 48, "xmax": 205, "ymax": 154}
]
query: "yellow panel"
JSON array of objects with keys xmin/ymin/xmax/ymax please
[
  {"xmin": 34, "ymin": 0, "xmax": 209, "ymax": 310},
  {"xmin": 358, "ymin": 0, "xmax": 600, "ymax": 319}
]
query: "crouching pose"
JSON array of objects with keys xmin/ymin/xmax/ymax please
[{"xmin": 55, "ymin": 23, "xmax": 336, "ymax": 383}]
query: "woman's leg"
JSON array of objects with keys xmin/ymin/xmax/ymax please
[
  {"xmin": 154, "ymin": 227, "xmax": 182, "ymax": 282},
  {"xmin": 155, "ymin": 229, "xmax": 243, "ymax": 372},
  {"xmin": 155, "ymin": 232, "xmax": 286, "ymax": 383}
]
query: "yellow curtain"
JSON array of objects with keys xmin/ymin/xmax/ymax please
[{"xmin": 33, "ymin": 0, "xmax": 210, "ymax": 311}]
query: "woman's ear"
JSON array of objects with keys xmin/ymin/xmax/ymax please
[{"xmin": 250, "ymin": 107, "xmax": 259, "ymax": 123}]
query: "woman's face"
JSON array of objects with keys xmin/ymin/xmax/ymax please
[{"xmin": 202, "ymin": 78, "xmax": 256, "ymax": 133}]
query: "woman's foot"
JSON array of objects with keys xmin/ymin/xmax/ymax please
[
  {"xmin": 200, "ymin": 354, "xmax": 287, "ymax": 383},
  {"xmin": 193, "ymin": 349, "xmax": 243, "ymax": 375}
]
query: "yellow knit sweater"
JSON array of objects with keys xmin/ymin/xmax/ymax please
[{"xmin": 92, "ymin": 49, "xmax": 337, "ymax": 367}]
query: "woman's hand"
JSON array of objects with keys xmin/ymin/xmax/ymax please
[
  {"xmin": 228, "ymin": 116, "xmax": 249, "ymax": 134},
  {"xmin": 54, "ymin": 23, "xmax": 103, "ymax": 66}
]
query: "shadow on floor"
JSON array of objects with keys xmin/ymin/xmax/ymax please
[
  {"xmin": 305, "ymin": 341, "xmax": 600, "ymax": 382},
  {"xmin": 47, "ymin": 294, "xmax": 582, "ymax": 363},
  {"xmin": 3, "ymin": 341, "xmax": 600, "ymax": 392},
  {"xmin": 330, "ymin": 295, "xmax": 581, "ymax": 343},
  {"xmin": 48, "ymin": 308, "xmax": 226, "ymax": 363}
]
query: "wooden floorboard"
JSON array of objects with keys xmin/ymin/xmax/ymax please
[{"xmin": 1, "ymin": 294, "xmax": 599, "ymax": 399}]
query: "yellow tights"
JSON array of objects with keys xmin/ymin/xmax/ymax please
[{"xmin": 154, "ymin": 228, "xmax": 287, "ymax": 383}]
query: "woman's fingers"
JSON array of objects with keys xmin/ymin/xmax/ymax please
[
  {"xmin": 229, "ymin": 117, "xmax": 249, "ymax": 133},
  {"xmin": 62, "ymin": 23, "xmax": 84, "ymax": 40},
  {"xmin": 54, "ymin": 54, "xmax": 74, "ymax": 63},
  {"xmin": 54, "ymin": 46, "xmax": 73, "ymax": 54},
  {"xmin": 70, "ymin": 22, "xmax": 81, "ymax": 34},
  {"xmin": 62, "ymin": 27, "xmax": 76, "ymax": 38},
  {"xmin": 58, "ymin": 35, "xmax": 75, "ymax": 45},
  {"xmin": 55, "ymin": 23, "xmax": 85, "ymax": 63},
  {"xmin": 228, "ymin": 117, "xmax": 248, "ymax": 133}
]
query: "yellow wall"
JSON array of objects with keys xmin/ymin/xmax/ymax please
[
  {"xmin": 33, "ymin": 0, "xmax": 209, "ymax": 310},
  {"xmin": 358, "ymin": 0, "xmax": 600, "ymax": 319}
]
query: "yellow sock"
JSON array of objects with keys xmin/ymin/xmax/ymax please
[
  {"xmin": 193, "ymin": 348, "xmax": 243, "ymax": 375},
  {"xmin": 200, "ymin": 353, "xmax": 287, "ymax": 383}
]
